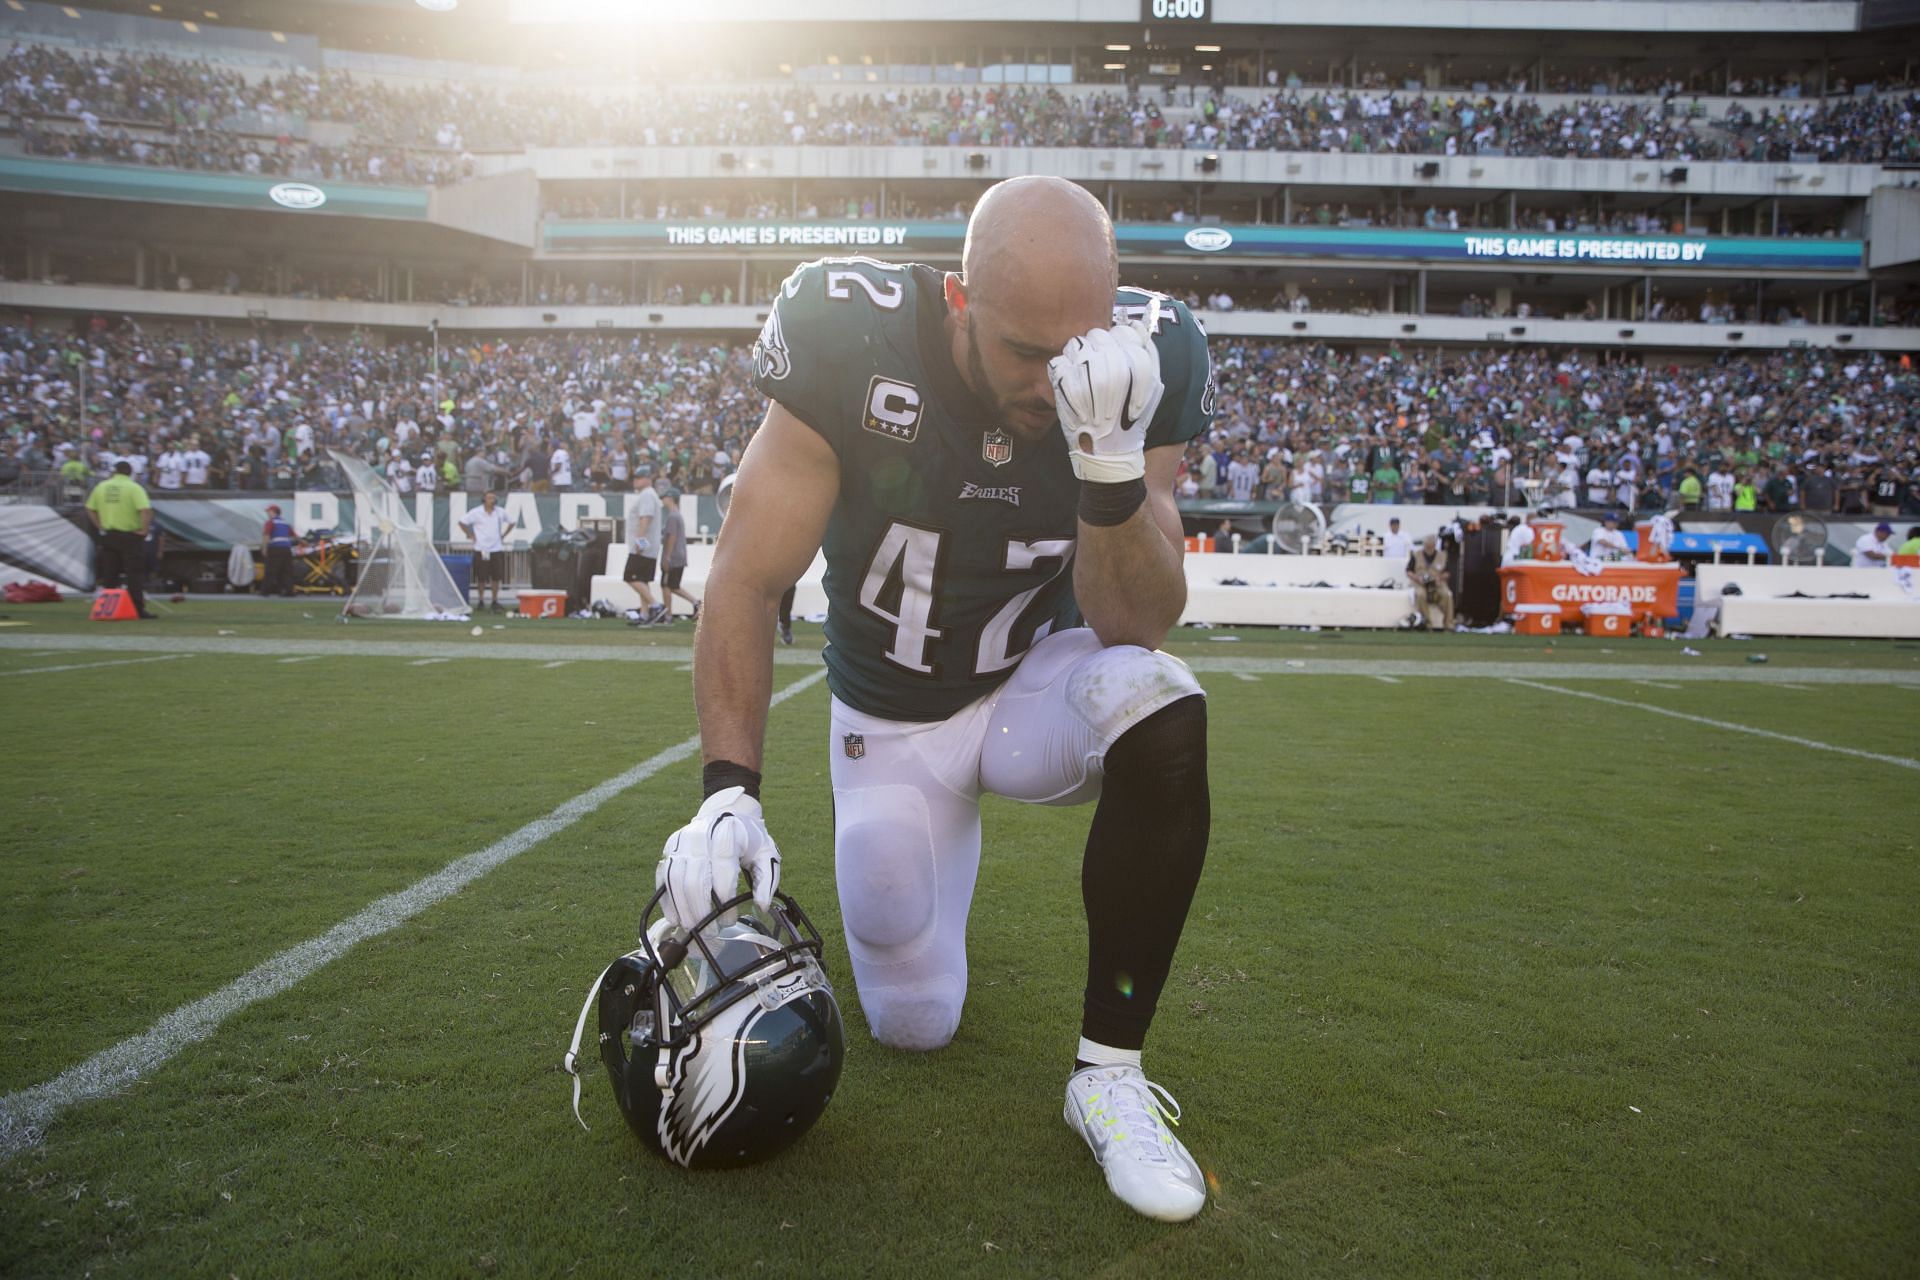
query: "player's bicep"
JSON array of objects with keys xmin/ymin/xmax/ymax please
[
  {"xmin": 1145, "ymin": 444, "xmax": 1185, "ymax": 558},
  {"xmin": 711, "ymin": 400, "xmax": 839, "ymax": 601}
]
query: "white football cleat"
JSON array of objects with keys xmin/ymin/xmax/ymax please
[{"xmin": 1064, "ymin": 1064, "xmax": 1207, "ymax": 1222}]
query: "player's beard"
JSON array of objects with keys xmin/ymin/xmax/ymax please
[{"xmin": 965, "ymin": 319, "xmax": 1056, "ymax": 441}]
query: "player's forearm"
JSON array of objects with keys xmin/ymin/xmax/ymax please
[
  {"xmin": 692, "ymin": 574, "xmax": 780, "ymax": 772},
  {"xmin": 1074, "ymin": 508, "xmax": 1185, "ymax": 650}
]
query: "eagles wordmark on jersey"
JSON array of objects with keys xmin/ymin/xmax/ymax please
[{"xmin": 752, "ymin": 257, "xmax": 1214, "ymax": 721}]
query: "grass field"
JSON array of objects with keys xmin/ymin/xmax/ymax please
[{"xmin": 2, "ymin": 600, "xmax": 1917, "ymax": 1278}]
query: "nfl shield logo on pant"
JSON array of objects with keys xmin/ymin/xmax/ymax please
[
  {"xmin": 842, "ymin": 733, "xmax": 865, "ymax": 760},
  {"xmin": 982, "ymin": 431, "xmax": 1013, "ymax": 467}
]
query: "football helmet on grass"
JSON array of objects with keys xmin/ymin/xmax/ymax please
[{"xmin": 565, "ymin": 886, "xmax": 845, "ymax": 1169}]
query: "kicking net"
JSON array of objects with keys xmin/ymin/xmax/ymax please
[{"xmin": 331, "ymin": 450, "xmax": 470, "ymax": 620}]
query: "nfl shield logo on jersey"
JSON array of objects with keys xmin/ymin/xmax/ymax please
[
  {"xmin": 842, "ymin": 733, "xmax": 865, "ymax": 760},
  {"xmin": 982, "ymin": 431, "xmax": 1013, "ymax": 467}
]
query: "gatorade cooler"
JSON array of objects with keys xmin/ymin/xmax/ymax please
[
  {"xmin": 1531, "ymin": 522, "xmax": 1564, "ymax": 561},
  {"xmin": 1635, "ymin": 523, "xmax": 1672, "ymax": 563},
  {"xmin": 1513, "ymin": 603, "xmax": 1561, "ymax": 636},
  {"xmin": 1581, "ymin": 601, "xmax": 1632, "ymax": 637},
  {"xmin": 1183, "ymin": 535, "xmax": 1216, "ymax": 554},
  {"xmin": 516, "ymin": 589, "xmax": 568, "ymax": 619}
]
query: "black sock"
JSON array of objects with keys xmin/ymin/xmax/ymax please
[{"xmin": 1080, "ymin": 694, "xmax": 1210, "ymax": 1053}]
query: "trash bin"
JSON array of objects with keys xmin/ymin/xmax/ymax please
[{"xmin": 441, "ymin": 553, "xmax": 472, "ymax": 602}]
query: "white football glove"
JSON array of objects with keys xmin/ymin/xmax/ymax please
[
  {"xmin": 1048, "ymin": 322, "xmax": 1165, "ymax": 483},
  {"xmin": 654, "ymin": 786, "xmax": 780, "ymax": 929}
]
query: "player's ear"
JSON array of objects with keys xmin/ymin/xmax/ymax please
[{"xmin": 944, "ymin": 272, "xmax": 969, "ymax": 319}]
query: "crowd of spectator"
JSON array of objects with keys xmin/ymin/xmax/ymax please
[
  {"xmin": 7, "ymin": 41, "xmax": 1919, "ymax": 190},
  {"xmin": 1719, "ymin": 93, "xmax": 1920, "ymax": 163},
  {"xmin": 0, "ymin": 322, "xmax": 762, "ymax": 503},
  {"xmin": 4, "ymin": 321, "xmax": 1915, "ymax": 522},
  {"xmin": 1190, "ymin": 340, "xmax": 1920, "ymax": 515},
  {"xmin": 543, "ymin": 189, "xmax": 972, "ymax": 222}
]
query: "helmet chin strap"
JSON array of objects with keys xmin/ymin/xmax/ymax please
[
  {"xmin": 563, "ymin": 959, "xmax": 619, "ymax": 1131},
  {"xmin": 652, "ymin": 925, "xmax": 691, "ymax": 1096}
]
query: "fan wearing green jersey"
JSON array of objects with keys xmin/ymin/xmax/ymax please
[{"xmin": 657, "ymin": 177, "xmax": 1216, "ymax": 1222}]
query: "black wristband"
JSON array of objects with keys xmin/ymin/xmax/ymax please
[
  {"xmin": 1078, "ymin": 477, "xmax": 1148, "ymax": 527},
  {"xmin": 702, "ymin": 760, "xmax": 762, "ymax": 800}
]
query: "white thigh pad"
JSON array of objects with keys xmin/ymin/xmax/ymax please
[
  {"xmin": 980, "ymin": 630, "xmax": 1204, "ymax": 805},
  {"xmin": 1063, "ymin": 643, "xmax": 1205, "ymax": 744}
]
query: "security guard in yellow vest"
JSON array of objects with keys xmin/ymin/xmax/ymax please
[{"xmin": 84, "ymin": 461, "xmax": 155, "ymax": 619}]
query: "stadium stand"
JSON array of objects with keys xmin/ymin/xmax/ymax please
[
  {"xmin": 4, "ymin": 326, "xmax": 1913, "ymax": 518},
  {"xmin": 2, "ymin": 0, "xmax": 1917, "ymax": 602},
  {"xmin": 4, "ymin": 37, "xmax": 1919, "ymax": 169}
]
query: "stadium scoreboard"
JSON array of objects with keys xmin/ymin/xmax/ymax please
[{"xmin": 1143, "ymin": 0, "xmax": 1212, "ymax": 22}]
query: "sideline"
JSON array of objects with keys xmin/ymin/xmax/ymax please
[
  {"xmin": 1505, "ymin": 678, "xmax": 1920, "ymax": 772},
  {"xmin": 2, "ymin": 633, "xmax": 1916, "ymax": 686},
  {"xmin": 0, "ymin": 653, "xmax": 192, "ymax": 678},
  {"xmin": 0, "ymin": 665, "xmax": 829, "ymax": 1161}
]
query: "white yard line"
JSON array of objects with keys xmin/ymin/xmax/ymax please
[
  {"xmin": 1, "ymin": 634, "xmax": 1917, "ymax": 687},
  {"xmin": 541, "ymin": 660, "xmax": 572, "ymax": 669},
  {"xmin": 1373, "ymin": 675, "xmax": 1403, "ymax": 685},
  {"xmin": 1636, "ymin": 680, "xmax": 1683, "ymax": 691},
  {"xmin": 276, "ymin": 656, "xmax": 320, "ymax": 665},
  {"xmin": 1506, "ymin": 678, "xmax": 1920, "ymax": 772},
  {"xmin": 1776, "ymin": 683, "xmax": 1813, "ymax": 692},
  {"xmin": 1233, "ymin": 672, "xmax": 1259, "ymax": 682},
  {"xmin": 407, "ymin": 657, "xmax": 451, "ymax": 667},
  {"xmin": 0, "ymin": 653, "xmax": 191, "ymax": 678},
  {"xmin": 0, "ymin": 665, "xmax": 829, "ymax": 1162}
]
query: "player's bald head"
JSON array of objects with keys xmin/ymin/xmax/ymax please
[
  {"xmin": 962, "ymin": 176, "xmax": 1117, "ymax": 316},
  {"xmin": 946, "ymin": 177, "xmax": 1119, "ymax": 439}
]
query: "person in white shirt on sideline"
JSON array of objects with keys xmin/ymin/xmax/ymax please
[
  {"xmin": 1588, "ymin": 511, "xmax": 1631, "ymax": 562},
  {"xmin": 1381, "ymin": 516, "xmax": 1411, "ymax": 566},
  {"xmin": 458, "ymin": 490, "xmax": 519, "ymax": 613},
  {"xmin": 622, "ymin": 470, "xmax": 666, "ymax": 625},
  {"xmin": 1502, "ymin": 514, "xmax": 1536, "ymax": 564},
  {"xmin": 1851, "ymin": 522, "xmax": 1895, "ymax": 569}
]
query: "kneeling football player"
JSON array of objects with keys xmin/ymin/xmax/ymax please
[{"xmin": 658, "ymin": 176, "xmax": 1215, "ymax": 1222}]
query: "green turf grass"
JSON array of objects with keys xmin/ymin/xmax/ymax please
[{"xmin": 2, "ymin": 632, "xmax": 1916, "ymax": 1277}]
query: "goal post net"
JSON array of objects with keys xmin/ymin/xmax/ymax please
[{"xmin": 331, "ymin": 450, "xmax": 470, "ymax": 620}]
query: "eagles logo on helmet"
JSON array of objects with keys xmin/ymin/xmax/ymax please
[{"xmin": 564, "ymin": 886, "xmax": 845, "ymax": 1169}]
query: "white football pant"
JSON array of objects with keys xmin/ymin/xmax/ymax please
[{"xmin": 827, "ymin": 627, "xmax": 1203, "ymax": 1051}]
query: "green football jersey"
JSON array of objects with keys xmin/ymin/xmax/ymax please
[{"xmin": 750, "ymin": 258, "xmax": 1213, "ymax": 721}]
